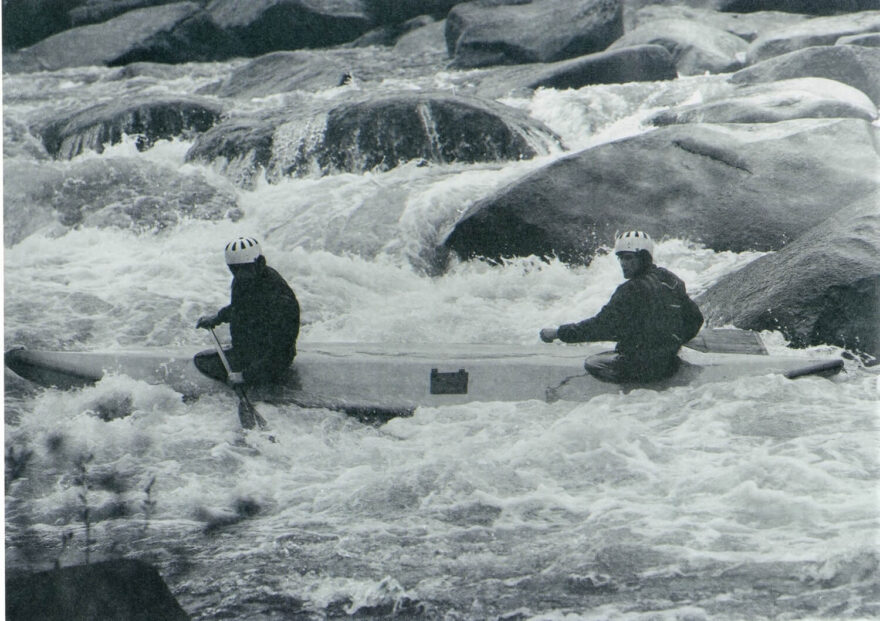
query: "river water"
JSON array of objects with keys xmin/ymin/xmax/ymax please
[{"xmin": 4, "ymin": 46, "xmax": 879, "ymax": 620}]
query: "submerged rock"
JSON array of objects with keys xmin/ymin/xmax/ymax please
[
  {"xmin": 189, "ymin": 93, "xmax": 563, "ymax": 184},
  {"xmin": 441, "ymin": 118, "xmax": 879, "ymax": 265},
  {"xmin": 446, "ymin": 0, "xmax": 623, "ymax": 68},
  {"xmin": 5, "ymin": 2, "xmax": 241, "ymax": 72},
  {"xmin": 697, "ymin": 194, "xmax": 880, "ymax": 357},
  {"xmin": 730, "ymin": 44, "xmax": 880, "ymax": 103},
  {"xmin": 40, "ymin": 96, "xmax": 223, "ymax": 159},
  {"xmin": 648, "ymin": 77, "xmax": 878, "ymax": 124},
  {"xmin": 607, "ymin": 18, "xmax": 748, "ymax": 75},
  {"xmin": 6, "ymin": 558, "xmax": 189, "ymax": 620}
]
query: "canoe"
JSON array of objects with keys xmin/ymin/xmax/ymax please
[{"xmin": 5, "ymin": 330, "xmax": 843, "ymax": 422}]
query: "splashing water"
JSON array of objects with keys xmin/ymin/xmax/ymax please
[{"xmin": 4, "ymin": 49, "xmax": 878, "ymax": 620}]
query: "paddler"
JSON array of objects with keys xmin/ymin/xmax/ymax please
[
  {"xmin": 540, "ymin": 230, "xmax": 703, "ymax": 383},
  {"xmin": 195, "ymin": 237, "xmax": 300, "ymax": 386}
]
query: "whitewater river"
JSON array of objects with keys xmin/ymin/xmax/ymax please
[{"xmin": 4, "ymin": 47, "xmax": 879, "ymax": 620}]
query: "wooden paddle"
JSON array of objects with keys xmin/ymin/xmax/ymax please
[{"xmin": 207, "ymin": 328, "xmax": 268, "ymax": 430}]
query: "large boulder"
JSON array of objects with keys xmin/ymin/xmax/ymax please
[
  {"xmin": 363, "ymin": 0, "xmax": 461, "ymax": 24},
  {"xmin": 630, "ymin": 5, "xmax": 809, "ymax": 42},
  {"xmin": 69, "ymin": 0, "xmax": 189, "ymax": 26},
  {"xmin": 6, "ymin": 559, "xmax": 189, "ymax": 620},
  {"xmin": 206, "ymin": 51, "xmax": 351, "ymax": 98},
  {"xmin": 607, "ymin": 18, "xmax": 748, "ymax": 75},
  {"xmin": 474, "ymin": 44, "xmax": 677, "ymax": 98},
  {"xmin": 2, "ymin": 0, "xmax": 86, "ymax": 51},
  {"xmin": 39, "ymin": 96, "xmax": 223, "ymax": 159},
  {"xmin": 837, "ymin": 32, "xmax": 880, "ymax": 46},
  {"xmin": 716, "ymin": 0, "xmax": 880, "ymax": 15},
  {"xmin": 697, "ymin": 194, "xmax": 880, "ymax": 357},
  {"xmin": 746, "ymin": 10, "xmax": 880, "ymax": 63},
  {"xmin": 648, "ymin": 77, "xmax": 878, "ymax": 125},
  {"xmin": 5, "ymin": 2, "xmax": 240, "ymax": 72},
  {"xmin": 392, "ymin": 18, "xmax": 448, "ymax": 57},
  {"xmin": 441, "ymin": 118, "xmax": 880, "ymax": 264},
  {"xmin": 184, "ymin": 115, "xmax": 279, "ymax": 188},
  {"xmin": 206, "ymin": 0, "xmax": 373, "ymax": 56},
  {"xmin": 730, "ymin": 44, "xmax": 880, "ymax": 104},
  {"xmin": 188, "ymin": 93, "xmax": 563, "ymax": 184},
  {"xmin": 446, "ymin": 0, "xmax": 623, "ymax": 68}
]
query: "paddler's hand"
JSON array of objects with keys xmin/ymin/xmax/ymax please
[
  {"xmin": 196, "ymin": 314, "xmax": 220, "ymax": 330},
  {"xmin": 227, "ymin": 371, "xmax": 244, "ymax": 386},
  {"xmin": 540, "ymin": 327, "xmax": 558, "ymax": 343}
]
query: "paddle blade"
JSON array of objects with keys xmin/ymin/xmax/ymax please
[
  {"xmin": 234, "ymin": 386, "xmax": 258, "ymax": 429},
  {"xmin": 685, "ymin": 328, "xmax": 767, "ymax": 355}
]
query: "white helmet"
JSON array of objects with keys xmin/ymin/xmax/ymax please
[
  {"xmin": 614, "ymin": 230, "xmax": 654, "ymax": 257},
  {"xmin": 225, "ymin": 237, "xmax": 262, "ymax": 265}
]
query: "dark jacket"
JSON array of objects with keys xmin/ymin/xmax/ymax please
[
  {"xmin": 557, "ymin": 265, "xmax": 703, "ymax": 360},
  {"xmin": 216, "ymin": 265, "xmax": 300, "ymax": 383}
]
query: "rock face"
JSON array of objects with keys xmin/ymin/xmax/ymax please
[
  {"xmin": 716, "ymin": 0, "xmax": 880, "ymax": 14},
  {"xmin": 40, "ymin": 97, "xmax": 223, "ymax": 159},
  {"xmin": 648, "ymin": 77, "xmax": 878, "ymax": 124},
  {"xmin": 730, "ymin": 44, "xmax": 880, "ymax": 104},
  {"xmin": 630, "ymin": 5, "xmax": 810, "ymax": 42},
  {"xmin": 442, "ymin": 118, "xmax": 880, "ymax": 264},
  {"xmin": 206, "ymin": 0, "xmax": 373, "ymax": 56},
  {"xmin": 207, "ymin": 51, "xmax": 351, "ymax": 98},
  {"xmin": 188, "ymin": 93, "xmax": 563, "ymax": 184},
  {"xmin": 697, "ymin": 194, "xmax": 880, "ymax": 357},
  {"xmin": 446, "ymin": 0, "xmax": 623, "ymax": 68},
  {"xmin": 608, "ymin": 18, "xmax": 748, "ymax": 75},
  {"xmin": 6, "ymin": 559, "xmax": 190, "ymax": 620},
  {"xmin": 5, "ymin": 2, "xmax": 241, "ymax": 72},
  {"xmin": 185, "ymin": 116, "xmax": 279, "ymax": 188},
  {"xmin": 746, "ymin": 10, "xmax": 880, "ymax": 63},
  {"xmin": 473, "ymin": 44, "xmax": 677, "ymax": 98}
]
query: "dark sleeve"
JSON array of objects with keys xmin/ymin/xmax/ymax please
[
  {"xmin": 556, "ymin": 284, "xmax": 633, "ymax": 343},
  {"xmin": 679, "ymin": 293, "xmax": 704, "ymax": 343},
  {"xmin": 216, "ymin": 304, "xmax": 232, "ymax": 324}
]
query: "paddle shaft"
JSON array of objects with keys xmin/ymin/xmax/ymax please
[{"xmin": 207, "ymin": 328, "xmax": 267, "ymax": 430}]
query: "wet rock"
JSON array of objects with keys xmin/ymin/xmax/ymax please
[
  {"xmin": 730, "ymin": 44, "xmax": 880, "ymax": 103},
  {"xmin": 350, "ymin": 14, "xmax": 437, "ymax": 47},
  {"xmin": 607, "ymin": 18, "xmax": 748, "ymax": 75},
  {"xmin": 2, "ymin": 0, "xmax": 87, "ymax": 51},
  {"xmin": 280, "ymin": 93, "xmax": 563, "ymax": 176},
  {"xmin": 206, "ymin": 0, "xmax": 373, "ymax": 56},
  {"xmin": 207, "ymin": 51, "xmax": 351, "ymax": 98},
  {"xmin": 715, "ymin": 0, "xmax": 880, "ymax": 14},
  {"xmin": 746, "ymin": 10, "xmax": 880, "ymax": 63},
  {"xmin": 837, "ymin": 31, "xmax": 880, "ymax": 45},
  {"xmin": 40, "ymin": 96, "xmax": 223, "ymax": 159},
  {"xmin": 447, "ymin": 0, "xmax": 623, "ymax": 68},
  {"xmin": 5, "ymin": 2, "xmax": 241, "ymax": 72},
  {"xmin": 363, "ymin": 0, "xmax": 460, "ymax": 24},
  {"xmin": 392, "ymin": 18, "xmax": 448, "ymax": 57},
  {"xmin": 185, "ymin": 115, "xmax": 279, "ymax": 188},
  {"xmin": 441, "ymin": 118, "xmax": 879, "ymax": 265},
  {"xmin": 648, "ymin": 77, "xmax": 878, "ymax": 124},
  {"xmin": 191, "ymin": 93, "xmax": 563, "ymax": 184},
  {"xmin": 69, "ymin": 0, "xmax": 189, "ymax": 26},
  {"xmin": 6, "ymin": 558, "xmax": 189, "ymax": 620},
  {"xmin": 630, "ymin": 5, "xmax": 810, "ymax": 42},
  {"xmin": 475, "ymin": 44, "xmax": 677, "ymax": 98},
  {"xmin": 697, "ymin": 194, "xmax": 880, "ymax": 357}
]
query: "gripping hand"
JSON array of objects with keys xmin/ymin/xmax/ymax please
[
  {"xmin": 196, "ymin": 314, "xmax": 220, "ymax": 330},
  {"xmin": 539, "ymin": 327, "xmax": 558, "ymax": 343}
]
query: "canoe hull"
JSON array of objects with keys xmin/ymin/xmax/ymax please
[{"xmin": 5, "ymin": 340, "xmax": 844, "ymax": 419}]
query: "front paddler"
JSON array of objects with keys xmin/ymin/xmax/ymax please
[
  {"xmin": 540, "ymin": 230, "xmax": 704, "ymax": 383},
  {"xmin": 195, "ymin": 237, "xmax": 300, "ymax": 387}
]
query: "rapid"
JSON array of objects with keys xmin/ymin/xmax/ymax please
[{"xmin": 4, "ymin": 47, "xmax": 879, "ymax": 620}]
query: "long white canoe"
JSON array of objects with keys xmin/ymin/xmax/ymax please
[{"xmin": 5, "ymin": 330, "xmax": 843, "ymax": 422}]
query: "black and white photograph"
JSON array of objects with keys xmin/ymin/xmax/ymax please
[{"xmin": 4, "ymin": 0, "xmax": 879, "ymax": 619}]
